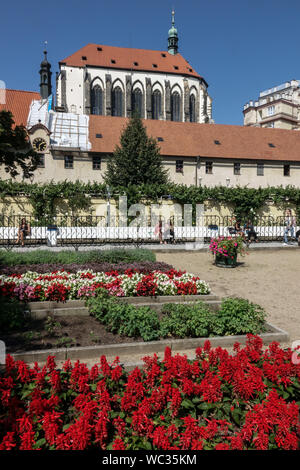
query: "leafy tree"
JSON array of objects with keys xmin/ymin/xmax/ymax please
[
  {"xmin": 104, "ymin": 115, "xmax": 169, "ymax": 186},
  {"xmin": 0, "ymin": 110, "xmax": 39, "ymax": 178}
]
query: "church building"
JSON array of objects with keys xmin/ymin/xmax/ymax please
[
  {"xmin": 1, "ymin": 11, "xmax": 300, "ymax": 189},
  {"xmin": 55, "ymin": 11, "xmax": 213, "ymax": 124}
]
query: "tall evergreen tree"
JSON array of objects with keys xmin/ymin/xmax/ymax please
[
  {"xmin": 104, "ymin": 115, "xmax": 169, "ymax": 186},
  {"xmin": 0, "ymin": 110, "xmax": 39, "ymax": 178}
]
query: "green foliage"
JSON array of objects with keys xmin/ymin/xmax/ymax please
[
  {"xmin": 0, "ymin": 296, "xmax": 28, "ymax": 332},
  {"xmin": 104, "ymin": 115, "xmax": 169, "ymax": 187},
  {"xmin": 215, "ymin": 297, "xmax": 267, "ymax": 336},
  {"xmin": 0, "ymin": 110, "xmax": 39, "ymax": 178},
  {"xmin": 1, "ymin": 179, "xmax": 300, "ymax": 222},
  {"xmin": 86, "ymin": 294, "xmax": 160, "ymax": 342},
  {"xmin": 87, "ymin": 295, "xmax": 267, "ymax": 341},
  {"xmin": 0, "ymin": 248, "xmax": 155, "ymax": 267},
  {"xmin": 160, "ymin": 302, "xmax": 215, "ymax": 338}
]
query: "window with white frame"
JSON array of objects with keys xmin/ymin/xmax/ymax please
[{"xmin": 267, "ymin": 105, "xmax": 275, "ymax": 116}]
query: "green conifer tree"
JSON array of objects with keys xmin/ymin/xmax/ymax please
[{"xmin": 104, "ymin": 115, "xmax": 169, "ymax": 186}]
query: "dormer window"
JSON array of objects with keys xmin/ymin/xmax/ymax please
[
  {"xmin": 97, "ymin": 47, "xmax": 102, "ymax": 51},
  {"xmin": 111, "ymin": 59, "xmax": 116, "ymax": 64},
  {"xmin": 152, "ymin": 64, "xmax": 158, "ymax": 68},
  {"xmin": 81, "ymin": 56, "xmax": 87, "ymax": 60},
  {"xmin": 174, "ymin": 66, "xmax": 179, "ymax": 70},
  {"xmin": 133, "ymin": 62, "xmax": 139, "ymax": 66}
]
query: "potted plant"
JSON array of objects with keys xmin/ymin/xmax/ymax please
[{"xmin": 209, "ymin": 235, "xmax": 245, "ymax": 267}]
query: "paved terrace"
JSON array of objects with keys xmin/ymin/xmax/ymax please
[{"xmin": 1, "ymin": 240, "xmax": 299, "ymax": 252}]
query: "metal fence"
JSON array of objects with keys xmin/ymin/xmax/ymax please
[{"xmin": 0, "ymin": 215, "xmax": 299, "ymax": 248}]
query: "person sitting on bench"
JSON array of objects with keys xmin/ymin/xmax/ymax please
[
  {"xmin": 16, "ymin": 218, "xmax": 31, "ymax": 247},
  {"xmin": 243, "ymin": 219, "xmax": 258, "ymax": 243}
]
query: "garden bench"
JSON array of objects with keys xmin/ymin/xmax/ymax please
[{"xmin": 0, "ymin": 227, "xmax": 47, "ymax": 247}]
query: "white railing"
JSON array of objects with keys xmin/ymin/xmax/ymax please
[{"xmin": 0, "ymin": 225, "xmax": 298, "ymax": 246}]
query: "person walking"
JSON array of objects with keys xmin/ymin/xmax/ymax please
[
  {"xmin": 154, "ymin": 218, "xmax": 163, "ymax": 244},
  {"xmin": 283, "ymin": 209, "xmax": 296, "ymax": 245}
]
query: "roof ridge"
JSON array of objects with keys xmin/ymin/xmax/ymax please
[{"xmin": 5, "ymin": 89, "xmax": 40, "ymax": 95}]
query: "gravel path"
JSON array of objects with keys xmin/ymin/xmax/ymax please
[{"xmin": 156, "ymin": 249, "xmax": 300, "ymax": 350}]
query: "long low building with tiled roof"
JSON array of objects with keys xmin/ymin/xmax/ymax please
[{"xmin": 1, "ymin": 88, "xmax": 300, "ymax": 188}]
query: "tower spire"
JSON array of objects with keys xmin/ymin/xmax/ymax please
[
  {"xmin": 39, "ymin": 41, "xmax": 52, "ymax": 99},
  {"xmin": 168, "ymin": 9, "xmax": 178, "ymax": 55}
]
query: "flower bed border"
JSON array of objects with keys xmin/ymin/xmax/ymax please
[
  {"xmin": 28, "ymin": 294, "xmax": 220, "ymax": 318},
  {"xmin": 9, "ymin": 322, "xmax": 289, "ymax": 367}
]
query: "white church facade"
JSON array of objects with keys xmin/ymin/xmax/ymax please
[{"xmin": 55, "ymin": 12, "xmax": 213, "ymax": 124}]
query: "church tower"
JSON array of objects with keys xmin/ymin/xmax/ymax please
[
  {"xmin": 168, "ymin": 10, "xmax": 178, "ymax": 55},
  {"xmin": 39, "ymin": 49, "xmax": 52, "ymax": 99}
]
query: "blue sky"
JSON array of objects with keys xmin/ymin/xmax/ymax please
[{"xmin": 1, "ymin": 0, "xmax": 299, "ymax": 125}]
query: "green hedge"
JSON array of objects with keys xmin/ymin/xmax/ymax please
[{"xmin": 0, "ymin": 248, "xmax": 156, "ymax": 267}]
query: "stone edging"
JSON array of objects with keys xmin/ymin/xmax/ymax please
[
  {"xmin": 10, "ymin": 322, "xmax": 289, "ymax": 365},
  {"xmin": 28, "ymin": 294, "xmax": 221, "ymax": 318}
]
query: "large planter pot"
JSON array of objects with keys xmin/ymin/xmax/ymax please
[{"xmin": 215, "ymin": 251, "xmax": 237, "ymax": 268}]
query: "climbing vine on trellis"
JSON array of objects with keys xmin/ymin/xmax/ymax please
[{"xmin": 1, "ymin": 180, "xmax": 300, "ymax": 223}]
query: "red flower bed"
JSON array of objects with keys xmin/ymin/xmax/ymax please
[{"xmin": 0, "ymin": 335, "xmax": 299, "ymax": 450}]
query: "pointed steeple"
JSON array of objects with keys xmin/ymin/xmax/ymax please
[
  {"xmin": 168, "ymin": 9, "xmax": 178, "ymax": 55},
  {"xmin": 39, "ymin": 45, "xmax": 52, "ymax": 99}
]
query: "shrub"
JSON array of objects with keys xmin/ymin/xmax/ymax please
[
  {"xmin": 0, "ymin": 296, "xmax": 28, "ymax": 332},
  {"xmin": 160, "ymin": 302, "xmax": 214, "ymax": 338},
  {"xmin": 87, "ymin": 292, "xmax": 160, "ymax": 342},
  {"xmin": 215, "ymin": 297, "xmax": 267, "ymax": 336}
]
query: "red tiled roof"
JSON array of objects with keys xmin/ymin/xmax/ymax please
[
  {"xmin": 60, "ymin": 44, "xmax": 204, "ymax": 81},
  {"xmin": 89, "ymin": 115, "xmax": 300, "ymax": 162},
  {"xmin": 0, "ymin": 89, "xmax": 40, "ymax": 127}
]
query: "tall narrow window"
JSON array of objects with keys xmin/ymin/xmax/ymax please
[
  {"xmin": 268, "ymin": 105, "xmax": 275, "ymax": 116},
  {"xmin": 257, "ymin": 163, "xmax": 264, "ymax": 176},
  {"xmin": 64, "ymin": 155, "xmax": 73, "ymax": 169},
  {"xmin": 152, "ymin": 90, "xmax": 162, "ymax": 120},
  {"xmin": 112, "ymin": 86, "xmax": 123, "ymax": 116},
  {"xmin": 91, "ymin": 85, "xmax": 103, "ymax": 115},
  {"xmin": 234, "ymin": 162, "xmax": 241, "ymax": 175},
  {"xmin": 176, "ymin": 160, "xmax": 183, "ymax": 173},
  {"xmin": 284, "ymin": 164, "xmax": 290, "ymax": 176},
  {"xmin": 92, "ymin": 155, "xmax": 101, "ymax": 170},
  {"xmin": 205, "ymin": 161, "xmax": 213, "ymax": 174},
  {"xmin": 171, "ymin": 91, "xmax": 181, "ymax": 121},
  {"xmin": 189, "ymin": 94, "xmax": 196, "ymax": 122},
  {"xmin": 132, "ymin": 88, "xmax": 143, "ymax": 117}
]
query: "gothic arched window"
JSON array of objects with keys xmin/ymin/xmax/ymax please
[
  {"xmin": 112, "ymin": 86, "xmax": 123, "ymax": 116},
  {"xmin": 189, "ymin": 94, "xmax": 196, "ymax": 122},
  {"xmin": 171, "ymin": 91, "xmax": 181, "ymax": 122},
  {"xmin": 152, "ymin": 90, "xmax": 162, "ymax": 120},
  {"xmin": 91, "ymin": 85, "xmax": 103, "ymax": 115},
  {"xmin": 132, "ymin": 88, "xmax": 143, "ymax": 117}
]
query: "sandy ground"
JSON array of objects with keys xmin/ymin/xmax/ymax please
[{"xmin": 156, "ymin": 249, "xmax": 300, "ymax": 350}]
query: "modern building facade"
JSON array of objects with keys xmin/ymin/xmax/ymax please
[{"xmin": 243, "ymin": 80, "xmax": 300, "ymax": 130}]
